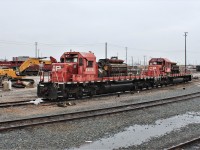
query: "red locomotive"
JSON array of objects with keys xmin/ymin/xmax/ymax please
[
  {"xmin": 37, "ymin": 51, "xmax": 192, "ymax": 100},
  {"xmin": 147, "ymin": 58, "xmax": 180, "ymax": 76}
]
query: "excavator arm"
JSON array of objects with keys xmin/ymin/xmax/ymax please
[
  {"xmin": 18, "ymin": 57, "xmax": 55, "ymax": 73},
  {"xmin": 18, "ymin": 58, "xmax": 40, "ymax": 73}
]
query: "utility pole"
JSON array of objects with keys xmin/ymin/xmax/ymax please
[
  {"xmin": 184, "ymin": 32, "xmax": 188, "ymax": 73},
  {"xmin": 38, "ymin": 49, "xmax": 40, "ymax": 58},
  {"xmin": 125, "ymin": 47, "xmax": 128, "ymax": 64},
  {"xmin": 35, "ymin": 42, "xmax": 38, "ymax": 58},
  {"xmin": 131, "ymin": 56, "xmax": 133, "ymax": 66},
  {"xmin": 144, "ymin": 55, "xmax": 146, "ymax": 69},
  {"xmin": 105, "ymin": 42, "xmax": 107, "ymax": 59}
]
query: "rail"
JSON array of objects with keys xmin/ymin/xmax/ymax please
[
  {"xmin": 166, "ymin": 136, "xmax": 200, "ymax": 150},
  {"xmin": 0, "ymin": 99, "xmax": 53, "ymax": 108}
]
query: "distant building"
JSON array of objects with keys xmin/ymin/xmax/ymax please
[
  {"xmin": 12, "ymin": 56, "xmax": 29, "ymax": 61},
  {"xmin": 0, "ymin": 58, "xmax": 8, "ymax": 61}
]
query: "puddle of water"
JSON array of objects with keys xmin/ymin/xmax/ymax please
[{"xmin": 69, "ymin": 112, "xmax": 200, "ymax": 150}]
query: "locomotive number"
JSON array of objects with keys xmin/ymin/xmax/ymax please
[
  {"xmin": 149, "ymin": 66, "xmax": 157, "ymax": 70},
  {"xmin": 86, "ymin": 68, "xmax": 94, "ymax": 72}
]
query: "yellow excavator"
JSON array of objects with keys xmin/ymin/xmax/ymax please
[{"xmin": 0, "ymin": 56, "xmax": 57, "ymax": 88}]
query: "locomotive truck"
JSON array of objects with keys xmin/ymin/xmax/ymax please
[{"xmin": 37, "ymin": 51, "xmax": 192, "ymax": 100}]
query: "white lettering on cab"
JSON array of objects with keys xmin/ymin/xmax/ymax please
[
  {"xmin": 53, "ymin": 66, "xmax": 62, "ymax": 71},
  {"xmin": 86, "ymin": 68, "xmax": 94, "ymax": 72}
]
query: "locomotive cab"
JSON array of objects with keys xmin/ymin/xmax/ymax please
[
  {"xmin": 51, "ymin": 51, "xmax": 98, "ymax": 83},
  {"xmin": 148, "ymin": 58, "xmax": 175, "ymax": 75}
]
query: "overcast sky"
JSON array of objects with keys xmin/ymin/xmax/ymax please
[{"xmin": 0, "ymin": 0, "xmax": 200, "ymax": 65}]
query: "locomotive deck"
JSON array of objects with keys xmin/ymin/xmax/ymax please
[{"xmin": 44, "ymin": 73, "xmax": 190, "ymax": 84}]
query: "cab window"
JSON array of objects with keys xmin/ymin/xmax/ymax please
[
  {"xmin": 79, "ymin": 58, "xmax": 83, "ymax": 66},
  {"xmin": 66, "ymin": 57, "xmax": 78, "ymax": 63},
  {"xmin": 87, "ymin": 61, "xmax": 93, "ymax": 67}
]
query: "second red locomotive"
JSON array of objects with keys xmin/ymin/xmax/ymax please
[{"xmin": 37, "ymin": 51, "xmax": 192, "ymax": 100}]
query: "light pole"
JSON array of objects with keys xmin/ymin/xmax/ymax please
[
  {"xmin": 35, "ymin": 42, "xmax": 38, "ymax": 58},
  {"xmin": 105, "ymin": 42, "xmax": 107, "ymax": 59},
  {"xmin": 125, "ymin": 47, "xmax": 128, "ymax": 64},
  {"xmin": 184, "ymin": 32, "xmax": 188, "ymax": 73}
]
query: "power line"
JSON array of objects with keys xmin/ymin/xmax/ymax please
[
  {"xmin": 0, "ymin": 40, "xmax": 33, "ymax": 46},
  {"xmin": 38, "ymin": 42, "xmax": 104, "ymax": 47},
  {"xmin": 0, "ymin": 40, "xmax": 198, "ymax": 54},
  {"xmin": 0, "ymin": 40, "xmax": 104, "ymax": 47},
  {"xmin": 108, "ymin": 43, "xmax": 187, "ymax": 53}
]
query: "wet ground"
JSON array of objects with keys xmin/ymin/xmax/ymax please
[{"xmin": 71, "ymin": 112, "xmax": 200, "ymax": 149}]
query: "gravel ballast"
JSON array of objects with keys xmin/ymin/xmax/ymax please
[{"xmin": 0, "ymin": 79, "xmax": 200, "ymax": 149}]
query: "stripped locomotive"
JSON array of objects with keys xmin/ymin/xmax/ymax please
[{"xmin": 37, "ymin": 51, "xmax": 192, "ymax": 100}]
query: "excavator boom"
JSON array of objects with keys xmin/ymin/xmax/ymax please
[{"xmin": 19, "ymin": 57, "xmax": 55, "ymax": 73}]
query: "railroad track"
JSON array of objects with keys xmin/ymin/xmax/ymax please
[
  {"xmin": 166, "ymin": 136, "xmax": 200, "ymax": 150},
  {"xmin": 0, "ymin": 99, "xmax": 52, "ymax": 108},
  {"xmin": 1, "ymin": 91, "xmax": 200, "ymax": 132},
  {"xmin": 0, "ymin": 92, "xmax": 130, "ymax": 108},
  {"xmin": 0, "ymin": 92, "xmax": 125, "ymax": 108},
  {"xmin": 0, "ymin": 100, "xmax": 36, "ymax": 108}
]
